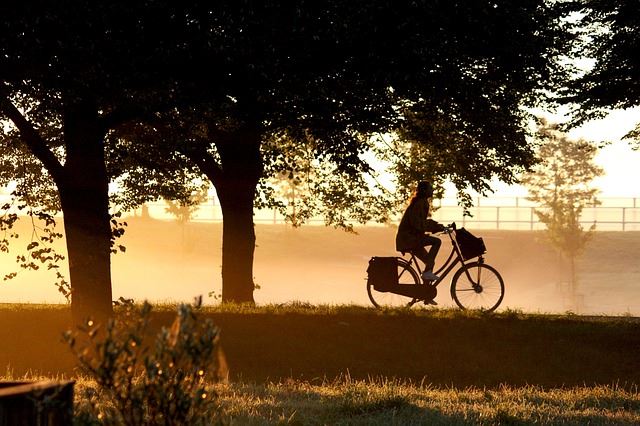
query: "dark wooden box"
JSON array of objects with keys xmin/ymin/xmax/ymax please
[{"xmin": 0, "ymin": 381, "xmax": 74, "ymax": 426}]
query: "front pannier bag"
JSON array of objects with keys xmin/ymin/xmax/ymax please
[
  {"xmin": 367, "ymin": 257, "xmax": 398, "ymax": 291},
  {"xmin": 455, "ymin": 228, "xmax": 486, "ymax": 260}
]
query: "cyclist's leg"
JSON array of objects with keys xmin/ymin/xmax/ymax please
[
  {"xmin": 410, "ymin": 246, "xmax": 430, "ymax": 271},
  {"xmin": 410, "ymin": 240, "xmax": 439, "ymax": 304},
  {"xmin": 412, "ymin": 235, "xmax": 441, "ymax": 272}
]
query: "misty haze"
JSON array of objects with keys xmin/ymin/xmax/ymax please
[{"xmin": 3, "ymin": 205, "xmax": 639, "ymax": 316}]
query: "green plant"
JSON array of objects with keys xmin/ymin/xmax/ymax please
[
  {"xmin": 0, "ymin": 190, "xmax": 68, "ymax": 299},
  {"xmin": 64, "ymin": 300, "xmax": 222, "ymax": 425}
]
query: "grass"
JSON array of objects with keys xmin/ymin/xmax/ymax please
[
  {"xmin": 210, "ymin": 378, "xmax": 640, "ymax": 425},
  {"xmin": 2, "ymin": 303, "xmax": 640, "ymax": 387},
  {"xmin": 2, "ymin": 303, "xmax": 640, "ymax": 424},
  {"xmin": 2, "ymin": 373, "xmax": 633, "ymax": 425}
]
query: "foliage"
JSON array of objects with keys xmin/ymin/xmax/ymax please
[
  {"xmin": 259, "ymin": 133, "xmax": 394, "ymax": 230},
  {"xmin": 64, "ymin": 300, "xmax": 222, "ymax": 425},
  {"xmin": 521, "ymin": 121, "xmax": 603, "ymax": 260},
  {"xmin": 562, "ymin": 0, "xmax": 640, "ymax": 146},
  {"xmin": 0, "ymin": 191, "xmax": 68, "ymax": 299},
  {"xmin": 0, "ymin": 1, "xmax": 214, "ymax": 314},
  {"xmin": 1, "ymin": 0, "xmax": 573, "ymax": 304},
  {"xmin": 118, "ymin": 0, "xmax": 568, "ymax": 225}
]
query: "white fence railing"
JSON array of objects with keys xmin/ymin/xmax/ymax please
[{"xmin": 137, "ymin": 196, "xmax": 640, "ymax": 231}]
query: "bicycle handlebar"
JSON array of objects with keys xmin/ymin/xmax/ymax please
[{"xmin": 439, "ymin": 222, "xmax": 456, "ymax": 234}]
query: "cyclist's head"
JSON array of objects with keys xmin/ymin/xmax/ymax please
[{"xmin": 416, "ymin": 181, "xmax": 434, "ymax": 198}]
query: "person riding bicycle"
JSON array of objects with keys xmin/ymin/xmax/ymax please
[{"xmin": 396, "ymin": 181, "xmax": 445, "ymax": 283}]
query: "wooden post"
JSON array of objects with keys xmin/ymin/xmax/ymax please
[{"xmin": 0, "ymin": 381, "xmax": 74, "ymax": 426}]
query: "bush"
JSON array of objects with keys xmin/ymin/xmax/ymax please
[{"xmin": 64, "ymin": 300, "xmax": 222, "ymax": 425}]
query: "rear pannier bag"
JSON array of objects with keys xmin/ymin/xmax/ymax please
[
  {"xmin": 367, "ymin": 257, "xmax": 398, "ymax": 291},
  {"xmin": 455, "ymin": 228, "xmax": 486, "ymax": 260}
]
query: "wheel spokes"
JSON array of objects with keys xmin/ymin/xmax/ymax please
[{"xmin": 452, "ymin": 264, "xmax": 504, "ymax": 311}]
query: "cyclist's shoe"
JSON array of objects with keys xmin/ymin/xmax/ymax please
[
  {"xmin": 424, "ymin": 299, "xmax": 438, "ymax": 306},
  {"xmin": 421, "ymin": 271, "xmax": 439, "ymax": 282}
]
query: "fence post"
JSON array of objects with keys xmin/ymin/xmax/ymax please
[
  {"xmin": 622, "ymin": 207, "xmax": 626, "ymax": 231},
  {"xmin": 530, "ymin": 208, "xmax": 534, "ymax": 231},
  {"xmin": 496, "ymin": 206, "xmax": 500, "ymax": 230}
]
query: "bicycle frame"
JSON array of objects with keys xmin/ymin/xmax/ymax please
[{"xmin": 405, "ymin": 228, "xmax": 483, "ymax": 289}]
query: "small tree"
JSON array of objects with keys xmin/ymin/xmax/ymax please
[{"xmin": 521, "ymin": 121, "xmax": 603, "ymax": 310}]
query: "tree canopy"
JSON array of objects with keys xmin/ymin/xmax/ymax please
[
  {"xmin": 563, "ymin": 0, "xmax": 640, "ymax": 143},
  {"xmin": 1, "ymin": 0, "xmax": 571, "ymax": 309}
]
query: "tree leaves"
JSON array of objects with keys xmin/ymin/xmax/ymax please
[{"xmin": 521, "ymin": 120, "xmax": 604, "ymax": 258}]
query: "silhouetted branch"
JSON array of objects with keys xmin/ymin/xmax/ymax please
[{"xmin": 0, "ymin": 84, "xmax": 64, "ymax": 183}]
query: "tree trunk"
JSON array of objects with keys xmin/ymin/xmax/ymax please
[
  {"xmin": 216, "ymin": 178, "xmax": 258, "ymax": 303},
  {"xmin": 194, "ymin": 125, "xmax": 262, "ymax": 303},
  {"xmin": 58, "ymin": 101, "xmax": 113, "ymax": 324},
  {"xmin": 570, "ymin": 254, "xmax": 577, "ymax": 312}
]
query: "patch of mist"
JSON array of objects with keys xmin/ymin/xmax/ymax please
[{"xmin": 2, "ymin": 221, "xmax": 638, "ymax": 316}]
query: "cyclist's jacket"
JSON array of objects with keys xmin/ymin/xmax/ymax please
[{"xmin": 395, "ymin": 196, "xmax": 442, "ymax": 251}]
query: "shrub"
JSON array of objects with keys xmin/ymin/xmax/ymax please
[{"xmin": 64, "ymin": 300, "xmax": 222, "ymax": 425}]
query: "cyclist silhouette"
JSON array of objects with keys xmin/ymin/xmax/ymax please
[{"xmin": 396, "ymin": 181, "xmax": 445, "ymax": 282}]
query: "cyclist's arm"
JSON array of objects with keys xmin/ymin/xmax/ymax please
[{"xmin": 425, "ymin": 219, "xmax": 445, "ymax": 233}]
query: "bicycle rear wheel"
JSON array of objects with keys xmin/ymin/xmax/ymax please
[
  {"xmin": 367, "ymin": 257, "xmax": 421, "ymax": 308},
  {"xmin": 450, "ymin": 262, "xmax": 504, "ymax": 312}
]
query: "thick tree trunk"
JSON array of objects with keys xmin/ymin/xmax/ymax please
[
  {"xmin": 1, "ymin": 92, "xmax": 113, "ymax": 323},
  {"xmin": 216, "ymin": 178, "xmax": 258, "ymax": 303},
  {"xmin": 193, "ymin": 125, "xmax": 262, "ymax": 303},
  {"xmin": 58, "ymin": 101, "xmax": 113, "ymax": 324}
]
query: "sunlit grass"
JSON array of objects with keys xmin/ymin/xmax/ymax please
[
  {"xmin": 0, "ymin": 302, "xmax": 69, "ymax": 312},
  {"xmin": 3, "ymin": 373, "xmax": 637, "ymax": 425},
  {"xmin": 4, "ymin": 373, "xmax": 635, "ymax": 425},
  {"xmin": 3, "ymin": 300, "xmax": 640, "ymax": 323},
  {"xmin": 134, "ymin": 301, "xmax": 640, "ymax": 324},
  {"xmin": 213, "ymin": 378, "xmax": 640, "ymax": 425}
]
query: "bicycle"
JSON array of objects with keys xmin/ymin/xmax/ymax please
[{"xmin": 367, "ymin": 223, "xmax": 505, "ymax": 312}]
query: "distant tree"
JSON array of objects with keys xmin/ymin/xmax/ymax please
[
  {"xmin": 521, "ymin": 121, "xmax": 604, "ymax": 308},
  {"xmin": 562, "ymin": 0, "xmax": 640, "ymax": 144},
  {"xmin": 165, "ymin": 187, "xmax": 210, "ymax": 225}
]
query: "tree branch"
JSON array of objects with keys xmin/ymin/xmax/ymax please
[
  {"xmin": 179, "ymin": 147, "xmax": 223, "ymax": 186},
  {"xmin": 0, "ymin": 87, "xmax": 64, "ymax": 183},
  {"xmin": 99, "ymin": 104, "xmax": 156, "ymax": 133}
]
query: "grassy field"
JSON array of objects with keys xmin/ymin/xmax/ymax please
[
  {"xmin": 2, "ymin": 304, "xmax": 640, "ymax": 424},
  {"xmin": 68, "ymin": 376, "xmax": 640, "ymax": 424},
  {"xmin": 1, "ymin": 304, "xmax": 640, "ymax": 423},
  {"xmin": 2, "ymin": 304, "xmax": 639, "ymax": 386},
  {"xmin": 215, "ymin": 380, "xmax": 640, "ymax": 425}
]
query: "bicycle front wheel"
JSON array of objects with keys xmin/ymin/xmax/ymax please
[
  {"xmin": 367, "ymin": 257, "xmax": 421, "ymax": 308},
  {"xmin": 450, "ymin": 262, "xmax": 504, "ymax": 312}
]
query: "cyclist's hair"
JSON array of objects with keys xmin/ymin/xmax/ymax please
[{"xmin": 410, "ymin": 181, "xmax": 433, "ymax": 204}]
